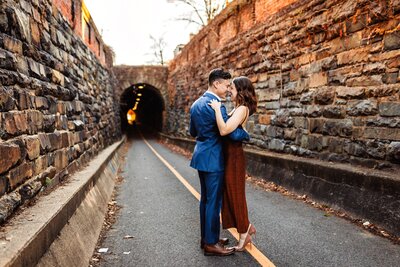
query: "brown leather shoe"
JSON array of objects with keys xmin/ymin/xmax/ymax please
[
  {"xmin": 200, "ymin": 238, "xmax": 229, "ymax": 249},
  {"xmin": 204, "ymin": 243, "xmax": 235, "ymax": 256}
]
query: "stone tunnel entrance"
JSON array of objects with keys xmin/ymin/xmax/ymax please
[{"xmin": 120, "ymin": 83, "xmax": 165, "ymax": 135}]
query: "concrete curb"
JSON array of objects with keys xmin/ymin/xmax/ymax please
[
  {"xmin": 0, "ymin": 139, "xmax": 125, "ymax": 267},
  {"xmin": 159, "ymin": 133, "xmax": 400, "ymax": 236}
]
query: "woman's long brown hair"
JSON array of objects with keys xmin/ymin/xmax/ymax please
[{"xmin": 232, "ymin": 76, "xmax": 258, "ymax": 115}]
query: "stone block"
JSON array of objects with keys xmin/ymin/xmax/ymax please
[
  {"xmin": 337, "ymin": 48, "xmax": 369, "ymax": 65},
  {"xmin": 14, "ymin": 89, "xmax": 32, "ymax": 110},
  {"xmin": 382, "ymin": 72, "xmax": 399, "ymax": 84},
  {"xmin": 300, "ymin": 91, "xmax": 313, "ymax": 104},
  {"xmin": 271, "ymin": 110, "xmax": 293, "ymax": 127},
  {"xmin": 60, "ymin": 131, "xmax": 70, "ymax": 148},
  {"xmin": 346, "ymin": 75, "xmax": 383, "ymax": 87},
  {"xmin": 0, "ymin": 48, "xmax": 18, "ymax": 71},
  {"xmin": 364, "ymin": 127, "xmax": 400, "ymax": 140},
  {"xmin": 304, "ymin": 105, "xmax": 321, "ymax": 117},
  {"xmin": 328, "ymin": 137, "xmax": 344, "ymax": 153},
  {"xmin": 33, "ymin": 155, "xmax": 48, "ymax": 176},
  {"xmin": 57, "ymin": 101, "xmax": 66, "ymax": 114},
  {"xmin": 387, "ymin": 142, "xmax": 400, "ymax": 162},
  {"xmin": 0, "ymin": 10, "xmax": 8, "ymax": 33},
  {"xmin": 48, "ymin": 131, "xmax": 62, "ymax": 151},
  {"xmin": 265, "ymin": 125, "xmax": 284, "ymax": 138},
  {"xmin": 24, "ymin": 136, "xmax": 40, "ymax": 160},
  {"xmin": 8, "ymin": 162, "xmax": 33, "ymax": 190},
  {"xmin": 38, "ymin": 133, "xmax": 51, "ymax": 152},
  {"xmin": 347, "ymin": 100, "xmax": 378, "ymax": 116},
  {"xmin": 43, "ymin": 114, "xmax": 56, "ymax": 132},
  {"xmin": 0, "ymin": 192, "xmax": 21, "ymax": 224},
  {"xmin": 72, "ymin": 100, "xmax": 85, "ymax": 113},
  {"xmin": 16, "ymin": 55, "xmax": 29, "ymax": 75},
  {"xmin": 307, "ymin": 135, "xmax": 324, "ymax": 151},
  {"xmin": 27, "ymin": 58, "xmax": 46, "ymax": 79},
  {"xmin": 383, "ymin": 31, "xmax": 400, "ymax": 51},
  {"xmin": 51, "ymin": 69, "xmax": 65, "ymax": 86},
  {"xmin": 35, "ymin": 96, "xmax": 49, "ymax": 110},
  {"xmin": 293, "ymin": 117, "xmax": 308, "ymax": 129},
  {"xmin": 258, "ymin": 114, "xmax": 271, "ymax": 125},
  {"xmin": 3, "ymin": 34, "xmax": 23, "ymax": 54},
  {"xmin": 54, "ymin": 149, "xmax": 68, "ymax": 171},
  {"xmin": 30, "ymin": 19, "xmax": 41, "ymax": 47},
  {"xmin": 284, "ymin": 129, "xmax": 296, "ymax": 140},
  {"xmin": 336, "ymin": 86, "xmax": 365, "ymax": 99},
  {"xmin": 27, "ymin": 110, "xmax": 43, "ymax": 133},
  {"xmin": 0, "ymin": 142, "xmax": 21, "ymax": 174},
  {"xmin": 265, "ymin": 101, "xmax": 280, "ymax": 110},
  {"xmin": 309, "ymin": 72, "xmax": 328, "ymax": 88},
  {"xmin": 363, "ymin": 63, "xmax": 385, "ymax": 74},
  {"xmin": 257, "ymin": 89, "xmax": 280, "ymax": 101},
  {"xmin": 0, "ymin": 86, "xmax": 15, "ymax": 111},
  {"xmin": 366, "ymin": 117, "xmax": 400, "ymax": 128},
  {"xmin": 366, "ymin": 140, "xmax": 386, "ymax": 159},
  {"xmin": 2, "ymin": 111, "xmax": 28, "ymax": 136},
  {"xmin": 268, "ymin": 139, "xmax": 285, "ymax": 151},
  {"xmin": 365, "ymin": 84, "xmax": 399, "ymax": 97},
  {"xmin": 55, "ymin": 114, "xmax": 68, "ymax": 130},
  {"xmin": 314, "ymin": 89, "xmax": 335, "ymax": 105},
  {"xmin": 344, "ymin": 141, "xmax": 368, "ymax": 158},
  {"xmin": 19, "ymin": 179, "xmax": 42, "ymax": 201},
  {"xmin": 323, "ymin": 119, "xmax": 353, "ymax": 137},
  {"xmin": 379, "ymin": 102, "xmax": 400, "ymax": 117},
  {"xmin": 309, "ymin": 118, "xmax": 325, "ymax": 133},
  {"xmin": 323, "ymin": 106, "xmax": 345, "ymax": 118},
  {"xmin": 0, "ymin": 176, "xmax": 8, "ymax": 196}
]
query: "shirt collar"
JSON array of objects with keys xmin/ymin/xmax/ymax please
[{"xmin": 206, "ymin": 90, "xmax": 221, "ymax": 101}]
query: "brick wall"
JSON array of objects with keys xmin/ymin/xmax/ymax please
[
  {"xmin": 0, "ymin": 0, "xmax": 121, "ymax": 223},
  {"xmin": 52, "ymin": 0, "xmax": 107, "ymax": 66},
  {"xmin": 167, "ymin": 0, "xmax": 400, "ymax": 169}
]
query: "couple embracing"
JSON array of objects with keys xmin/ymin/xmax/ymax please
[{"xmin": 189, "ymin": 68, "xmax": 258, "ymax": 256}]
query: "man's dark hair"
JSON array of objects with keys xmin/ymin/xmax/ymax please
[{"xmin": 208, "ymin": 68, "xmax": 231, "ymax": 86}]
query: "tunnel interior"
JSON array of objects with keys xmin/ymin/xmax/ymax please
[{"xmin": 120, "ymin": 83, "xmax": 164, "ymax": 136}]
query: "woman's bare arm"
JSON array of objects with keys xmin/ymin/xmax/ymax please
[{"xmin": 209, "ymin": 100, "xmax": 247, "ymax": 136}]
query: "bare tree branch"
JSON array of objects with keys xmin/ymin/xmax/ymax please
[
  {"xmin": 149, "ymin": 34, "xmax": 167, "ymax": 65},
  {"xmin": 168, "ymin": 0, "xmax": 226, "ymax": 27}
]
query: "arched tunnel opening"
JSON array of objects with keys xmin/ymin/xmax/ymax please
[{"xmin": 120, "ymin": 83, "xmax": 164, "ymax": 137}]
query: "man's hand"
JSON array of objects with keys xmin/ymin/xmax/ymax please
[{"xmin": 208, "ymin": 99, "xmax": 221, "ymax": 111}]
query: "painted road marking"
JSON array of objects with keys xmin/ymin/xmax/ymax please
[{"xmin": 142, "ymin": 137, "xmax": 275, "ymax": 267}]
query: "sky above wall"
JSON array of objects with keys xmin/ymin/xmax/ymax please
[{"xmin": 83, "ymin": 0, "xmax": 201, "ymax": 65}]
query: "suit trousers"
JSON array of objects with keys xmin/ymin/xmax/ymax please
[{"xmin": 198, "ymin": 170, "xmax": 224, "ymax": 245}]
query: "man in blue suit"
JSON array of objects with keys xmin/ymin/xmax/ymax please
[{"xmin": 189, "ymin": 68, "xmax": 249, "ymax": 256}]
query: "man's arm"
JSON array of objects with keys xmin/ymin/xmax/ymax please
[
  {"xmin": 221, "ymin": 105, "xmax": 249, "ymax": 141},
  {"xmin": 189, "ymin": 117, "xmax": 197, "ymax": 137}
]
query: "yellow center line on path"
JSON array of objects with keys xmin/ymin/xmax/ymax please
[{"xmin": 142, "ymin": 136, "xmax": 276, "ymax": 267}]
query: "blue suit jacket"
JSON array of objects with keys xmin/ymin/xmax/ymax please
[{"xmin": 189, "ymin": 92, "xmax": 250, "ymax": 172}]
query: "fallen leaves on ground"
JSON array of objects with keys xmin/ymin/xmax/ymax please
[
  {"xmin": 89, "ymin": 140, "xmax": 130, "ymax": 267},
  {"xmin": 246, "ymin": 174, "xmax": 400, "ymax": 245}
]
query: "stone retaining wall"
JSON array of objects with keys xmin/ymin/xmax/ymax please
[
  {"xmin": 167, "ymin": 0, "xmax": 400, "ymax": 170},
  {"xmin": 0, "ymin": 0, "xmax": 120, "ymax": 223}
]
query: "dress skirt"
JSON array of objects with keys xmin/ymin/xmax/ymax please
[{"xmin": 221, "ymin": 138, "xmax": 250, "ymax": 234}]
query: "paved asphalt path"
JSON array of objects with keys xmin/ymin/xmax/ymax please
[{"xmin": 98, "ymin": 134, "xmax": 400, "ymax": 267}]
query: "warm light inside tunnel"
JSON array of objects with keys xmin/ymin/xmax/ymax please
[
  {"xmin": 127, "ymin": 109, "xmax": 136, "ymax": 125},
  {"xmin": 120, "ymin": 83, "xmax": 164, "ymax": 133}
]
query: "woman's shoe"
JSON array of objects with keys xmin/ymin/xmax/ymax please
[{"xmin": 234, "ymin": 224, "xmax": 256, "ymax": 252}]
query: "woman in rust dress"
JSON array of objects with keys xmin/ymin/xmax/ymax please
[{"xmin": 209, "ymin": 76, "xmax": 258, "ymax": 251}]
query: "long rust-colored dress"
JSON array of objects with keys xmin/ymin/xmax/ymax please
[{"xmin": 221, "ymin": 124, "xmax": 250, "ymax": 234}]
